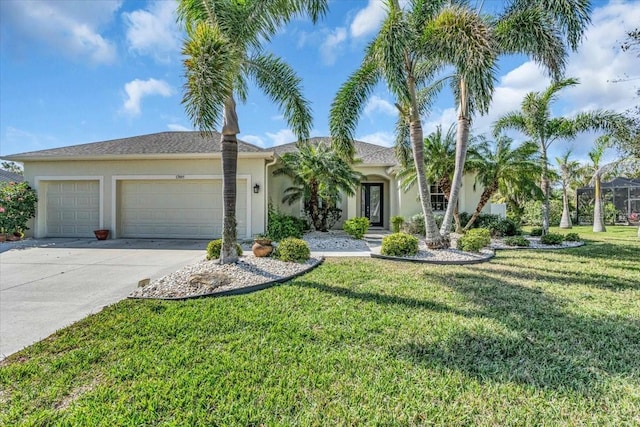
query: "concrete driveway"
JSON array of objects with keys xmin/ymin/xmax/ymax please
[{"xmin": 0, "ymin": 238, "xmax": 208, "ymax": 360}]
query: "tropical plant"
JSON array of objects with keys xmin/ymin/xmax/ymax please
[
  {"xmin": 274, "ymin": 237, "xmax": 310, "ymax": 263},
  {"xmin": 390, "ymin": 215, "xmax": 404, "ymax": 233},
  {"xmin": 494, "ymin": 77, "xmax": 628, "ymax": 235},
  {"xmin": 463, "ymin": 135, "xmax": 539, "ymax": 230},
  {"xmin": 540, "ymin": 232, "xmax": 564, "ymax": 245},
  {"xmin": 556, "ymin": 150, "xmax": 582, "ymax": 229},
  {"xmin": 588, "ymin": 137, "xmax": 609, "ymax": 232},
  {"xmin": 0, "ymin": 181, "xmax": 37, "ymax": 235},
  {"xmin": 273, "ymin": 142, "xmax": 362, "ymax": 232},
  {"xmin": 343, "ymin": 217, "xmax": 370, "ymax": 240},
  {"xmin": 380, "ymin": 232, "xmax": 419, "ymax": 257},
  {"xmin": 178, "ymin": 0, "xmax": 327, "ymax": 263},
  {"xmin": 457, "ymin": 228, "xmax": 491, "ymax": 252},
  {"xmin": 332, "ymin": 0, "xmax": 594, "ymax": 247},
  {"xmin": 206, "ymin": 239, "xmax": 243, "ymax": 260},
  {"xmin": 395, "ymin": 124, "xmax": 462, "ymax": 231},
  {"xmin": 266, "ymin": 203, "xmax": 308, "ymax": 241}
]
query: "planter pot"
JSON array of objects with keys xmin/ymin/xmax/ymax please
[
  {"xmin": 94, "ymin": 229, "xmax": 110, "ymax": 240},
  {"xmin": 252, "ymin": 240, "xmax": 273, "ymax": 257},
  {"xmin": 0, "ymin": 234, "xmax": 6, "ymax": 242},
  {"xmin": 7, "ymin": 232, "xmax": 23, "ymax": 241}
]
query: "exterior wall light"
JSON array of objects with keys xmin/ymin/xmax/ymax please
[{"xmin": 253, "ymin": 183, "xmax": 260, "ymax": 194}]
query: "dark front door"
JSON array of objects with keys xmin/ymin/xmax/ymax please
[{"xmin": 361, "ymin": 183, "xmax": 383, "ymax": 227}]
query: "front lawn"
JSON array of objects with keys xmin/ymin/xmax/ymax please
[{"xmin": 1, "ymin": 226, "xmax": 639, "ymax": 425}]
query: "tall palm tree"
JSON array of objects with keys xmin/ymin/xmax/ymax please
[
  {"xmin": 463, "ymin": 136, "xmax": 540, "ymax": 230},
  {"xmin": 588, "ymin": 138, "xmax": 609, "ymax": 232},
  {"xmin": 273, "ymin": 142, "xmax": 363, "ymax": 232},
  {"xmin": 331, "ymin": 0, "xmax": 593, "ymax": 247},
  {"xmin": 423, "ymin": 0, "xmax": 593, "ymax": 238},
  {"xmin": 395, "ymin": 124, "xmax": 462, "ymax": 230},
  {"xmin": 494, "ymin": 78, "xmax": 627, "ymax": 235},
  {"xmin": 556, "ymin": 150, "xmax": 581, "ymax": 228},
  {"xmin": 178, "ymin": 0, "xmax": 327, "ymax": 263}
]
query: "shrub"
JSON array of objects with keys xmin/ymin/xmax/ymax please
[
  {"xmin": 275, "ymin": 237, "xmax": 310, "ymax": 263},
  {"xmin": 522, "ymin": 199, "xmax": 562, "ymax": 226},
  {"xmin": 540, "ymin": 232, "xmax": 564, "ymax": 245},
  {"xmin": 380, "ymin": 233, "xmax": 419, "ymax": 257},
  {"xmin": 390, "ymin": 216, "xmax": 404, "ymax": 233},
  {"xmin": 0, "ymin": 181, "xmax": 38, "ymax": 234},
  {"xmin": 402, "ymin": 213, "xmax": 425, "ymax": 235},
  {"xmin": 343, "ymin": 217, "xmax": 370, "ymax": 239},
  {"xmin": 529, "ymin": 227, "xmax": 543, "ymax": 236},
  {"xmin": 267, "ymin": 207, "xmax": 308, "ymax": 241},
  {"xmin": 489, "ymin": 218, "xmax": 522, "ymax": 237},
  {"xmin": 457, "ymin": 228, "xmax": 491, "ymax": 252},
  {"xmin": 206, "ymin": 239, "xmax": 243, "ymax": 260},
  {"xmin": 563, "ymin": 232, "xmax": 581, "ymax": 242},
  {"xmin": 503, "ymin": 236, "xmax": 530, "ymax": 247}
]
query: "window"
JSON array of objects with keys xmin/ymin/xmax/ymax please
[{"xmin": 430, "ymin": 184, "xmax": 448, "ymax": 211}]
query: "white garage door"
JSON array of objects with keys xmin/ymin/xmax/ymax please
[
  {"xmin": 46, "ymin": 181, "xmax": 100, "ymax": 237},
  {"xmin": 119, "ymin": 179, "xmax": 247, "ymax": 239}
]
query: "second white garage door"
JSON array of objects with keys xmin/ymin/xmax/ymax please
[{"xmin": 119, "ymin": 179, "xmax": 247, "ymax": 239}]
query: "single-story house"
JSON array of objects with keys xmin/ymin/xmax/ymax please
[{"xmin": 2, "ymin": 131, "xmax": 494, "ymax": 239}]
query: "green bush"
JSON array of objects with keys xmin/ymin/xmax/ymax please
[
  {"xmin": 457, "ymin": 228, "xmax": 491, "ymax": 252},
  {"xmin": 390, "ymin": 216, "xmax": 404, "ymax": 233},
  {"xmin": 380, "ymin": 232, "xmax": 419, "ymax": 257},
  {"xmin": 267, "ymin": 207, "xmax": 308, "ymax": 241},
  {"xmin": 522, "ymin": 199, "xmax": 562, "ymax": 226},
  {"xmin": 343, "ymin": 217, "xmax": 370, "ymax": 239},
  {"xmin": 206, "ymin": 239, "xmax": 243, "ymax": 260},
  {"xmin": 0, "ymin": 181, "xmax": 38, "ymax": 234},
  {"xmin": 275, "ymin": 237, "xmax": 310, "ymax": 263},
  {"xmin": 503, "ymin": 236, "xmax": 530, "ymax": 247},
  {"xmin": 563, "ymin": 232, "xmax": 581, "ymax": 242},
  {"xmin": 529, "ymin": 227, "xmax": 543, "ymax": 236},
  {"xmin": 403, "ymin": 213, "xmax": 425, "ymax": 235},
  {"xmin": 489, "ymin": 218, "xmax": 521, "ymax": 237},
  {"xmin": 540, "ymin": 232, "xmax": 564, "ymax": 245}
]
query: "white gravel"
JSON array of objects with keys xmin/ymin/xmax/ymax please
[{"xmin": 130, "ymin": 231, "xmax": 585, "ymax": 299}]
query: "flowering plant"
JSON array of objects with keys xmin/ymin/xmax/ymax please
[{"xmin": 0, "ymin": 181, "xmax": 37, "ymax": 235}]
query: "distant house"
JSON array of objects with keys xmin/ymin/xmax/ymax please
[
  {"xmin": 0, "ymin": 169, "xmax": 24, "ymax": 184},
  {"xmin": 2, "ymin": 132, "xmax": 492, "ymax": 239},
  {"xmin": 576, "ymin": 177, "xmax": 640, "ymax": 224}
]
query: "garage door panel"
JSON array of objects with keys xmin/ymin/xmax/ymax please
[
  {"xmin": 46, "ymin": 181, "xmax": 100, "ymax": 237},
  {"xmin": 120, "ymin": 180, "xmax": 247, "ymax": 239}
]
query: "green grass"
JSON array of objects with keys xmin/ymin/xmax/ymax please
[{"xmin": 1, "ymin": 226, "xmax": 639, "ymax": 425}]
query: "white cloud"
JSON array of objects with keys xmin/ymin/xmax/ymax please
[
  {"xmin": 123, "ymin": 1, "xmax": 181, "ymax": 63},
  {"xmin": 266, "ymin": 129, "xmax": 296, "ymax": 146},
  {"xmin": 358, "ymin": 131, "xmax": 395, "ymax": 147},
  {"xmin": 350, "ymin": 0, "xmax": 387, "ymax": 38},
  {"xmin": 167, "ymin": 124, "xmax": 192, "ymax": 132},
  {"xmin": 122, "ymin": 78, "xmax": 174, "ymax": 116},
  {"xmin": 364, "ymin": 96, "xmax": 397, "ymax": 117},
  {"xmin": 320, "ymin": 27, "xmax": 347, "ymax": 65},
  {"xmin": 241, "ymin": 135, "xmax": 267, "ymax": 148},
  {"xmin": 0, "ymin": 0, "xmax": 121, "ymax": 64}
]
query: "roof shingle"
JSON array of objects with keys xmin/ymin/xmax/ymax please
[{"xmin": 273, "ymin": 137, "xmax": 397, "ymax": 165}]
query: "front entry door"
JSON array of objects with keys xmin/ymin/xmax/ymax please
[{"xmin": 361, "ymin": 183, "xmax": 383, "ymax": 227}]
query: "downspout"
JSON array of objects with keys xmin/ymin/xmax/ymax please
[{"xmin": 264, "ymin": 153, "xmax": 277, "ymax": 233}]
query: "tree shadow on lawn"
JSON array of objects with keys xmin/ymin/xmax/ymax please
[
  {"xmin": 558, "ymin": 239, "xmax": 640, "ymax": 263},
  {"xmin": 394, "ymin": 268, "xmax": 640, "ymax": 394},
  {"xmin": 289, "ymin": 267, "xmax": 640, "ymax": 395}
]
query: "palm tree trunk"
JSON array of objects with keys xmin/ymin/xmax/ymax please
[
  {"xmin": 440, "ymin": 178, "xmax": 460, "ymax": 233},
  {"xmin": 540, "ymin": 147, "xmax": 551, "ymax": 235},
  {"xmin": 440, "ymin": 79, "xmax": 469, "ymax": 238},
  {"xmin": 592, "ymin": 175, "xmax": 606, "ymax": 232},
  {"xmin": 559, "ymin": 184, "xmax": 572, "ymax": 228},
  {"xmin": 463, "ymin": 181, "xmax": 498, "ymax": 231},
  {"xmin": 220, "ymin": 96, "xmax": 240, "ymax": 264}
]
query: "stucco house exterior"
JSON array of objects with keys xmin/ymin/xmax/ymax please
[{"xmin": 3, "ymin": 131, "xmax": 492, "ymax": 239}]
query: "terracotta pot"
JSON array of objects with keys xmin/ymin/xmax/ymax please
[
  {"xmin": 0, "ymin": 234, "xmax": 6, "ymax": 242},
  {"xmin": 7, "ymin": 233, "xmax": 21, "ymax": 241},
  {"xmin": 94, "ymin": 229, "xmax": 110, "ymax": 240},
  {"xmin": 252, "ymin": 241, "xmax": 273, "ymax": 257}
]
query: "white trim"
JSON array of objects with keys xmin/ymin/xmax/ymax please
[
  {"xmin": 111, "ymin": 174, "xmax": 252, "ymax": 239},
  {"xmin": 34, "ymin": 176, "xmax": 104, "ymax": 238}
]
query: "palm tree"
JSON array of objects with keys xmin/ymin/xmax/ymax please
[
  {"xmin": 331, "ymin": 0, "xmax": 593, "ymax": 247},
  {"xmin": 463, "ymin": 136, "xmax": 540, "ymax": 230},
  {"xmin": 588, "ymin": 138, "xmax": 609, "ymax": 232},
  {"xmin": 556, "ymin": 150, "xmax": 581, "ymax": 228},
  {"xmin": 494, "ymin": 78, "xmax": 628, "ymax": 235},
  {"xmin": 422, "ymin": 1, "xmax": 593, "ymax": 238},
  {"xmin": 395, "ymin": 124, "xmax": 462, "ymax": 230},
  {"xmin": 273, "ymin": 142, "xmax": 362, "ymax": 232},
  {"xmin": 178, "ymin": 0, "xmax": 327, "ymax": 263}
]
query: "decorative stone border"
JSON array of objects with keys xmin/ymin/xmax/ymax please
[
  {"xmin": 369, "ymin": 247, "xmax": 495, "ymax": 265},
  {"xmin": 128, "ymin": 257, "xmax": 324, "ymax": 301}
]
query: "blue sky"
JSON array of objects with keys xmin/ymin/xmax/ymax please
[{"xmin": 0, "ymin": 0, "xmax": 638, "ymax": 163}]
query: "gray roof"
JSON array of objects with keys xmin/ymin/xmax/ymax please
[
  {"xmin": 273, "ymin": 137, "xmax": 397, "ymax": 165},
  {"xmin": 0, "ymin": 169, "xmax": 24, "ymax": 182},
  {"xmin": 3, "ymin": 131, "xmax": 267, "ymax": 160}
]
